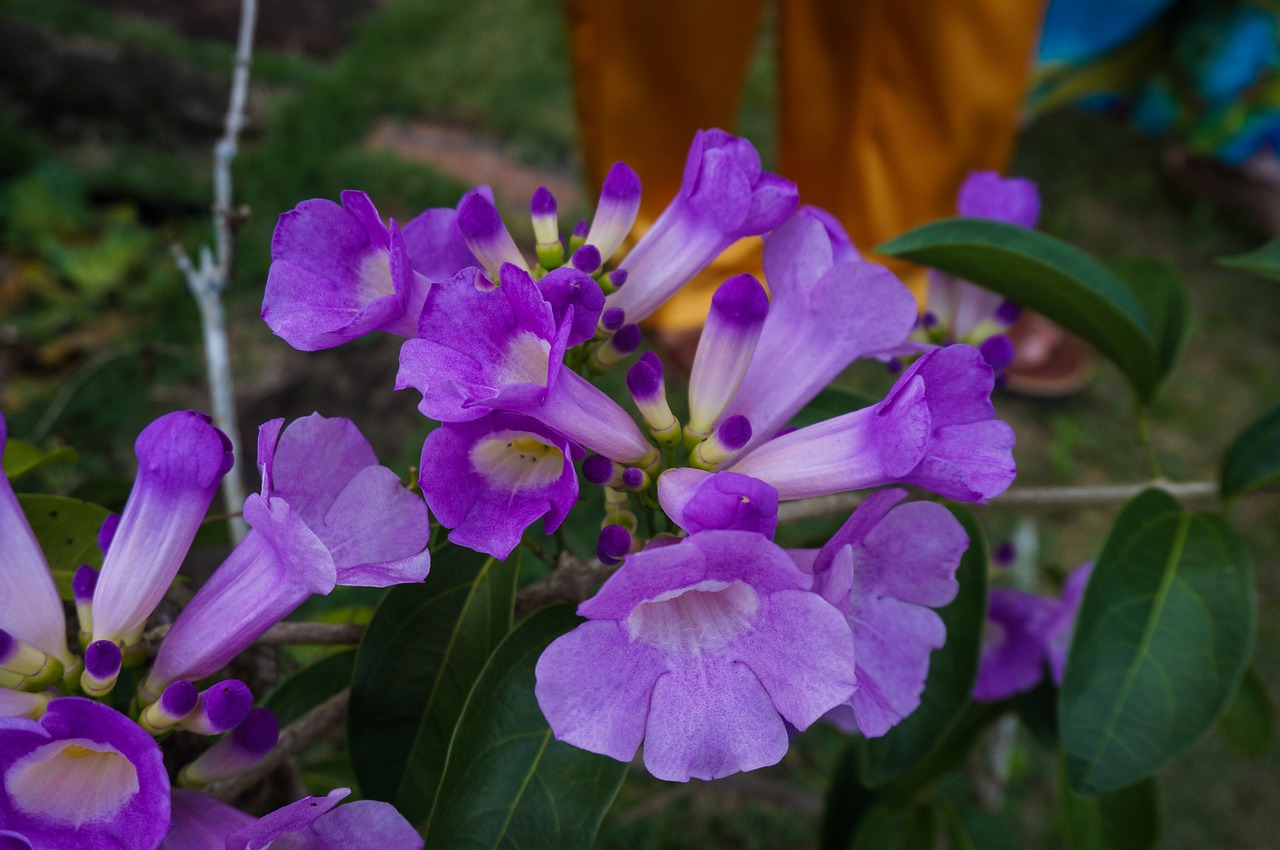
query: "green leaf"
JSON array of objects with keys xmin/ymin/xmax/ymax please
[
  {"xmin": 264, "ymin": 650, "xmax": 356, "ymax": 727},
  {"xmin": 348, "ymin": 546, "xmax": 517, "ymax": 822},
  {"xmin": 18, "ymin": 494, "xmax": 111, "ymax": 599},
  {"xmin": 877, "ymin": 218, "xmax": 1167, "ymax": 401},
  {"xmin": 423, "ymin": 604, "xmax": 626, "ymax": 849},
  {"xmin": 3, "ymin": 439, "xmax": 77, "ymax": 480},
  {"xmin": 1219, "ymin": 666, "xmax": 1276, "ymax": 758},
  {"xmin": 821, "ymin": 743, "xmax": 879, "ymax": 850},
  {"xmin": 1218, "ymin": 237, "xmax": 1280, "ymax": 281},
  {"xmin": 1221, "ymin": 400, "xmax": 1280, "ymax": 499},
  {"xmin": 1107, "ymin": 258, "xmax": 1191, "ymax": 377},
  {"xmin": 1060, "ymin": 489, "xmax": 1255, "ymax": 794},
  {"xmin": 850, "ymin": 801, "xmax": 939, "ymax": 850},
  {"xmin": 1059, "ymin": 757, "xmax": 1160, "ymax": 850},
  {"xmin": 862, "ymin": 506, "xmax": 989, "ymax": 786}
]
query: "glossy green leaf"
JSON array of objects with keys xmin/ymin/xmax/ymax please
[
  {"xmin": 1107, "ymin": 258, "xmax": 1191, "ymax": 376},
  {"xmin": 1060, "ymin": 489, "xmax": 1255, "ymax": 793},
  {"xmin": 348, "ymin": 546, "xmax": 517, "ymax": 822},
  {"xmin": 3, "ymin": 439, "xmax": 76, "ymax": 480},
  {"xmin": 1218, "ymin": 237, "xmax": 1280, "ymax": 281},
  {"xmin": 264, "ymin": 650, "xmax": 356, "ymax": 727},
  {"xmin": 18, "ymin": 494, "xmax": 111, "ymax": 599},
  {"xmin": 1221, "ymin": 400, "xmax": 1280, "ymax": 499},
  {"xmin": 1219, "ymin": 666, "xmax": 1276, "ymax": 758},
  {"xmin": 423, "ymin": 604, "xmax": 626, "ymax": 849},
  {"xmin": 862, "ymin": 506, "xmax": 989, "ymax": 786},
  {"xmin": 1060, "ymin": 758, "xmax": 1160, "ymax": 850},
  {"xmin": 877, "ymin": 218, "xmax": 1166, "ymax": 401}
]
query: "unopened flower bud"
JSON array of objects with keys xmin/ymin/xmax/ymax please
[
  {"xmin": 140, "ymin": 679, "xmax": 198, "ymax": 734},
  {"xmin": 589, "ymin": 323, "xmax": 642, "ymax": 372},
  {"xmin": 596, "ymin": 525, "xmax": 633, "ymax": 566},
  {"xmin": 531, "ymin": 186, "xmax": 563, "ymax": 269},
  {"xmin": 80, "ymin": 639, "xmax": 122, "ymax": 697},
  {"xmin": 627, "ymin": 352, "xmax": 680, "ymax": 445},
  {"xmin": 692, "ymin": 415, "xmax": 753, "ymax": 469},
  {"xmin": 583, "ymin": 455, "xmax": 625, "ymax": 488},
  {"xmin": 0, "ymin": 629, "xmax": 64, "ymax": 691},
  {"xmin": 179, "ymin": 679, "xmax": 254, "ymax": 735}
]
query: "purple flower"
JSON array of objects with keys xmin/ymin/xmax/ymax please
[
  {"xmin": 397, "ymin": 264, "xmax": 656, "ymax": 464},
  {"xmin": 163, "ymin": 788, "xmax": 422, "ymax": 850},
  {"xmin": 0, "ymin": 412, "xmax": 72, "ymax": 666},
  {"xmin": 537, "ymin": 266, "xmax": 606, "ymax": 347},
  {"xmin": 91, "ymin": 411, "xmax": 233, "ymax": 649},
  {"xmin": 0, "ymin": 698, "xmax": 169, "ymax": 850},
  {"xmin": 401, "ymin": 185, "xmax": 489, "ymax": 281},
  {"xmin": 797, "ymin": 489, "xmax": 967, "ymax": 737},
  {"xmin": 604, "ymin": 129, "xmax": 799, "ymax": 325},
  {"xmin": 420, "ymin": 412, "xmax": 583, "ymax": 559},
  {"xmin": 957, "ymin": 170, "xmax": 1041, "ymax": 228},
  {"xmin": 719, "ymin": 209, "xmax": 918, "ymax": 454},
  {"xmin": 728, "ymin": 345, "xmax": 1016, "ymax": 502},
  {"xmin": 1044, "ymin": 562, "xmax": 1093, "ymax": 685},
  {"xmin": 535, "ymin": 527, "xmax": 856, "ymax": 781},
  {"xmin": 972, "ymin": 589, "xmax": 1059, "ymax": 702},
  {"xmin": 262, "ymin": 191, "xmax": 426, "ymax": 351},
  {"xmin": 143, "ymin": 415, "xmax": 430, "ymax": 697},
  {"xmin": 657, "ymin": 469, "xmax": 779, "ymax": 538}
]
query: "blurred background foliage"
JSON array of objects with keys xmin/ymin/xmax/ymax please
[{"xmin": 1, "ymin": 0, "xmax": 1277, "ymax": 846}]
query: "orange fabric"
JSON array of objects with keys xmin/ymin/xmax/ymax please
[{"xmin": 564, "ymin": 0, "xmax": 1043, "ymax": 329}]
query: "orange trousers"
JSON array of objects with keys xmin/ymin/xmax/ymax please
[{"xmin": 565, "ymin": 0, "xmax": 1044, "ymax": 329}]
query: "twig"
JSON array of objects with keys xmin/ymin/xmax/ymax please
[
  {"xmin": 173, "ymin": 0, "xmax": 259, "ymax": 545},
  {"xmin": 776, "ymin": 480, "xmax": 1221, "ymax": 524},
  {"xmin": 143, "ymin": 621, "xmax": 364, "ymax": 656},
  {"xmin": 205, "ymin": 687, "xmax": 349, "ymax": 802},
  {"xmin": 514, "ymin": 550, "xmax": 615, "ymax": 618}
]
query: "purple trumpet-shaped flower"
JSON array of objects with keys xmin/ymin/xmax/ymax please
[
  {"xmin": 398, "ymin": 264, "xmax": 656, "ymax": 464},
  {"xmin": 604, "ymin": 129, "xmax": 799, "ymax": 325},
  {"xmin": 420, "ymin": 412, "xmax": 583, "ymax": 559},
  {"xmin": 142, "ymin": 415, "xmax": 430, "ymax": 699},
  {"xmin": 973, "ymin": 562, "xmax": 1094, "ymax": 701},
  {"xmin": 538, "ymin": 266, "xmax": 606, "ymax": 347},
  {"xmin": 798, "ymin": 489, "xmax": 968, "ymax": 737},
  {"xmin": 262, "ymin": 191, "xmax": 427, "ymax": 351},
  {"xmin": 402, "ymin": 185, "xmax": 490, "ymax": 281},
  {"xmin": 958, "ymin": 170, "xmax": 1041, "ymax": 229},
  {"xmin": 0, "ymin": 412, "xmax": 74, "ymax": 665},
  {"xmin": 163, "ymin": 788, "xmax": 423, "ymax": 850},
  {"xmin": 583, "ymin": 162, "xmax": 642, "ymax": 264},
  {"xmin": 455, "ymin": 191, "xmax": 531, "ymax": 279},
  {"xmin": 719, "ymin": 210, "xmax": 918, "ymax": 454},
  {"xmin": 686, "ymin": 274, "xmax": 769, "ymax": 438},
  {"xmin": 0, "ymin": 698, "xmax": 169, "ymax": 850},
  {"xmin": 91, "ymin": 411, "xmax": 232, "ymax": 650},
  {"xmin": 535, "ymin": 519, "xmax": 856, "ymax": 781},
  {"xmin": 657, "ymin": 469, "xmax": 779, "ymax": 538},
  {"xmin": 728, "ymin": 345, "xmax": 1016, "ymax": 502},
  {"xmin": 178, "ymin": 709, "xmax": 277, "ymax": 787}
]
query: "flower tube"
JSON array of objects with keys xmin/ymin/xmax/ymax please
[
  {"xmin": 728, "ymin": 346, "xmax": 1016, "ymax": 502},
  {"xmin": 604, "ymin": 129, "xmax": 798, "ymax": 325},
  {"xmin": 90, "ymin": 411, "xmax": 233, "ymax": 654},
  {"xmin": 0, "ymin": 698, "xmax": 169, "ymax": 850},
  {"xmin": 262, "ymin": 191, "xmax": 427, "ymax": 350},
  {"xmin": 0, "ymin": 412, "xmax": 73, "ymax": 666},
  {"xmin": 178, "ymin": 709, "xmax": 277, "ymax": 787},
  {"xmin": 401, "ymin": 185, "xmax": 489, "ymax": 280},
  {"xmin": 685, "ymin": 274, "xmax": 769, "ymax": 440},
  {"xmin": 583, "ymin": 162, "xmax": 642, "ymax": 263}
]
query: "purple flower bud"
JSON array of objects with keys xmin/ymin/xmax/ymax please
[
  {"xmin": 921, "ymin": 311, "xmax": 939, "ymax": 329},
  {"xmin": 957, "ymin": 171, "xmax": 1041, "ymax": 229},
  {"xmin": 571, "ymin": 244, "xmax": 602, "ymax": 275},
  {"xmin": 0, "ymin": 628, "xmax": 62, "ymax": 691},
  {"xmin": 613, "ymin": 324, "xmax": 642, "ymax": 355},
  {"xmin": 621, "ymin": 467, "xmax": 649, "ymax": 491},
  {"xmin": 626, "ymin": 352, "xmax": 664, "ymax": 403},
  {"xmin": 97, "ymin": 513, "xmax": 120, "ymax": 556},
  {"xmin": 180, "ymin": 679, "xmax": 254, "ymax": 735},
  {"xmin": 601, "ymin": 307, "xmax": 626, "ymax": 332},
  {"xmin": 692, "ymin": 415, "xmax": 753, "ymax": 468},
  {"xmin": 141, "ymin": 679, "xmax": 198, "ymax": 733},
  {"xmin": 979, "ymin": 334, "xmax": 1015, "ymax": 373},
  {"xmin": 992, "ymin": 540, "xmax": 1017, "ymax": 568},
  {"xmin": 72, "ymin": 565, "xmax": 98, "ymax": 605},
  {"xmin": 885, "ymin": 357, "xmax": 904, "ymax": 375},
  {"xmin": 457, "ymin": 191, "xmax": 529, "ymax": 278},
  {"xmin": 81, "ymin": 640, "xmax": 123, "ymax": 697},
  {"xmin": 589, "ymin": 324, "xmax": 642, "ymax": 372},
  {"xmin": 180, "ymin": 708, "xmax": 279, "ymax": 787},
  {"xmin": 531, "ymin": 186, "xmax": 557, "ymax": 218},
  {"xmin": 995, "ymin": 300, "xmax": 1022, "ymax": 326},
  {"xmin": 596, "ymin": 525, "xmax": 632, "ymax": 566},
  {"xmin": 585, "ymin": 162, "xmax": 642, "ymax": 263},
  {"xmin": 572, "ymin": 219, "xmax": 589, "ymax": 240},
  {"xmin": 608, "ymin": 269, "xmax": 628, "ymax": 289},
  {"xmin": 583, "ymin": 455, "xmax": 624, "ymax": 487},
  {"xmin": 687, "ymin": 274, "xmax": 769, "ymax": 434}
]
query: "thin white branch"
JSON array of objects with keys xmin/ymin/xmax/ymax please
[{"xmin": 174, "ymin": 0, "xmax": 259, "ymax": 544}]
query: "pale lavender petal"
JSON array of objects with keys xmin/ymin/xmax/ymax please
[
  {"xmin": 662, "ymin": 471, "xmax": 779, "ymax": 538},
  {"xmin": 576, "ymin": 540, "xmax": 710, "ymax": 622},
  {"xmin": 537, "ymin": 266, "xmax": 606, "ymax": 347},
  {"xmin": 420, "ymin": 412, "xmax": 580, "ymax": 559},
  {"xmin": 956, "ymin": 171, "xmax": 1041, "ymax": 229},
  {"xmin": 798, "ymin": 204, "xmax": 859, "ymax": 264},
  {"xmin": 455, "ymin": 192, "xmax": 529, "ymax": 278},
  {"xmin": 402, "ymin": 189, "xmax": 485, "ymax": 281},
  {"xmin": 0, "ymin": 698, "xmax": 169, "ymax": 850},
  {"xmin": 526, "ymin": 369, "xmax": 656, "ymax": 465},
  {"xmin": 536, "ymin": 621, "xmax": 666, "ymax": 762},
  {"xmin": 643, "ymin": 659, "xmax": 788, "ymax": 781},
  {"xmin": 0, "ymin": 414, "xmax": 69, "ymax": 662},
  {"xmin": 1045, "ymin": 562, "xmax": 1094, "ymax": 684},
  {"xmin": 92, "ymin": 411, "xmax": 232, "ymax": 646},
  {"xmin": 290, "ymin": 800, "xmax": 423, "ymax": 850},
  {"xmin": 655, "ymin": 467, "xmax": 713, "ymax": 528},
  {"xmin": 731, "ymin": 590, "xmax": 856, "ymax": 729},
  {"xmin": 847, "ymin": 594, "xmax": 947, "ymax": 737},
  {"xmin": 687, "ymin": 274, "xmax": 769, "ymax": 434},
  {"xmin": 262, "ymin": 414, "xmax": 377, "ymax": 523},
  {"xmin": 0, "ymin": 690, "xmax": 50, "ymax": 720},
  {"xmin": 143, "ymin": 494, "xmax": 335, "ymax": 694}
]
